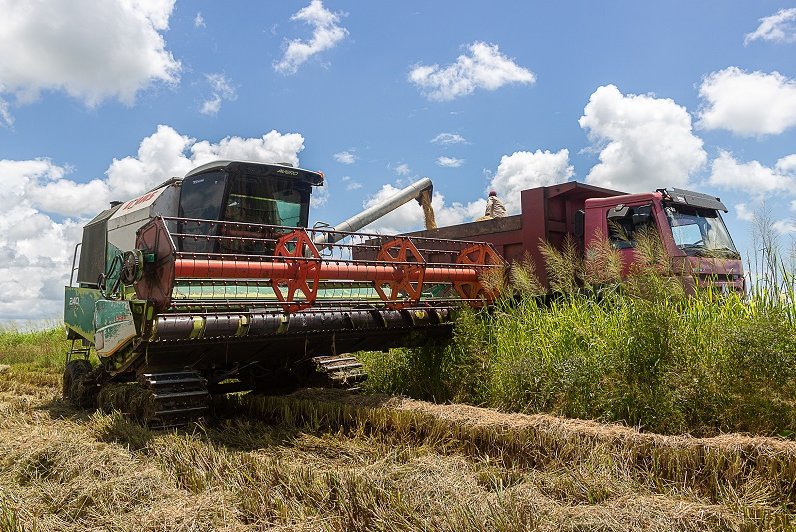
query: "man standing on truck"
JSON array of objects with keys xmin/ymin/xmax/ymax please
[{"xmin": 483, "ymin": 190, "xmax": 506, "ymax": 219}]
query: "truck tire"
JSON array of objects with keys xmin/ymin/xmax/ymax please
[{"xmin": 63, "ymin": 359, "xmax": 93, "ymax": 406}]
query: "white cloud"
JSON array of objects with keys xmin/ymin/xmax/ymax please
[
  {"xmin": 697, "ymin": 67, "xmax": 796, "ymax": 136},
  {"xmin": 431, "ymin": 133, "xmax": 467, "ymax": 145},
  {"xmin": 200, "ymin": 73, "xmax": 237, "ymax": 116},
  {"xmin": 273, "ymin": 0, "xmax": 348, "ymax": 75},
  {"xmin": 194, "ymin": 12, "xmax": 206, "ymax": 28},
  {"xmin": 0, "ymin": 94, "xmax": 12, "ymax": 127},
  {"xmin": 395, "ymin": 163, "xmax": 411, "ymax": 176},
  {"xmin": 334, "ymin": 151, "xmax": 356, "ymax": 164},
  {"xmin": 0, "ymin": 0, "xmax": 180, "ymax": 109},
  {"xmin": 772, "ymin": 219, "xmax": 796, "ymax": 234},
  {"xmin": 408, "ymin": 42, "xmax": 535, "ymax": 101},
  {"xmin": 734, "ymin": 203, "xmax": 755, "ymax": 222},
  {"xmin": 365, "ymin": 149, "xmax": 575, "ymax": 233},
  {"xmin": 361, "ymin": 184, "xmax": 484, "ymax": 234},
  {"xmin": 488, "ymin": 149, "xmax": 574, "ymax": 214},
  {"xmin": 0, "ymin": 126, "xmax": 307, "ymax": 320},
  {"xmin": 707, "ymin": 150, "xmax": 795, "ymax": 197},
  {"xmin": 108, "ymin": 125, "xmax": 306, "ymax": 200},
  {"xmin": 777, "ymin": 154, "xmax": 796, "ymax": 174},
  {"xmin": 437, "ymin": 156, "xmax": 464, "ymax": 168},
  {"xmin": 579, "ymin": 85, "xmax": 706, "ymax": 192},
  {"xmin": 745, "ymin": 8, "xmax": 796, "ymax": 45},
  {"xmin": 341, "ymin": 176, "xmax": 362, "ymax": 190},
  {"xmin": 0, "ymin": 159, "xmax": 87, "ymax": 320},
  {"xmin": 310, "ymin": 182, "xmax": 329, "ymax": 208}
]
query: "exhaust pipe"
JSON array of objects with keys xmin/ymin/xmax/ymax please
[{"xmin": 314, "ymin": 177, "xmax": 433, "ymax": 245}]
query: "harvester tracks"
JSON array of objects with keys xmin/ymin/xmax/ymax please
[
  {"xmin": 140, "ymin": 371, "xmax": 210, "ymax": 428},
  {"xmin": 96, "ymin": 370, "xmax": 209, "ymax": 428}
]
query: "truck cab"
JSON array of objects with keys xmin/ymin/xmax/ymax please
[{"xmin": 584, "ymin": 188, "xmax": 744, "ymax": 293}]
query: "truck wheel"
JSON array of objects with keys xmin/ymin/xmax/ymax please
[{"xmin": 63, "ymin": 359, "xmax": 93, "ymax": 406}]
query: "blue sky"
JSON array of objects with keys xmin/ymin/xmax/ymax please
[{"xmin": 1, "ymin": 0, "xmax": 795, "ymax": 321}]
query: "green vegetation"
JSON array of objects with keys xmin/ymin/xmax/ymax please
[
  {"xmin": 361, "ymin": 231, "xmax": 796, "ymax": 437},
  {"xmin": 0, "ymin": 325, "xmax": 69, "ymax": 373}
]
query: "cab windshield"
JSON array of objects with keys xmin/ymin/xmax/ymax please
[
  {"xmin": 224, "ymin": 174, "xmax": 309, "ymax": 227},
  {"xmin": 664, "ymin": 205, "xmax": 739, "ymax": 259}
]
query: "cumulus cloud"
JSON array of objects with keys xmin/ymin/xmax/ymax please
[
  {"xmin": 745, "ymin": 8, "xmax": 796, "ymax": 45},
  {"xmin": 408, "ymin": 42, "xmax": 535, "ymax": 101},
  {"xmin": 0, "ymin": 159, "xmax": 88, "ymax": 320},
  {"xmin": 200, "ymin": 73, "xmax": 237, "ymax": 116},
  {"xmin": 436, "ymin": 156, "xmax": 464, "ymax": 168},
  {"xmin": 734, "ymin": 203, "xmax": 756, "ymax": 222},
  {"xmin": 772, "ymin": 219, "xmax": 796, "ymax": 234},
  {"xmin": 0, "ymin": 0, "xmax": 180, "ymax": 109},
  {"xmin": 364, "ymin": 148, "xmax": 578, "ymax": 233},
  {"xmin": 274, "ymin": 0, "xmax": 348, "ymax": 75},
  {"xmin": 488, "ymin": 149, "xmax": 574, "ymax": 213},
  {"xmin": 431, "ymin": 133, "xmax": 467, "ymax": 145},
  {"xmin": 394, "ymin": 163, "xmax": 411, "ymax": 176},
  {"xmin": 107, "ymin": 125, "xmax": 305, "ymax": 200},
  {"xmin": 579, "ymin": 85, "xmax": 706, "ymax": 192},
  {"xmin": 361, "ymin": 184, "xmax": 484, "ymax": 234},
  {"xmin": 0, "ymin": 95, "xmax": 12, "ymax": 127},
  {"xmin": 777, "ymin": 154, "xmax": 796, "ymax": 174},
  {"xmin": 697, "ymin": 67, "xmax": 796, "ymax": 136},
  {"xmin": 0, "ymin": 126, "xmax": 307, "ymax": 320},
  {"xmin": 341, "ymin": 176, "xmax": 362, "ymax": 190},
  {"xmin": 707, "ymin": 150, "xmax": 795, "ymax": 197},
  {"xmin": 194, "ymin": 12, "xmax": 206, "ymax": 28},
  {"xmin": 334, "ymin": 151, "xmax": 357, "ymax": 164}
]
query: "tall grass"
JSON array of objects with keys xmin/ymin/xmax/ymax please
[
  {"xmin": 361, "ymin": 230, "xmax": 796, "ymax": 437},
  {"xmin": 0, "ymin": 326, "xmax": 68, "ymax": 372}
]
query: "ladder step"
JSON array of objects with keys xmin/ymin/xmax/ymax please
[
  {"xmin": 153, "ymin": 390, "xmax": 209, "ymax": 400},
  {"xmin": 143, "ymin": 371, "xmax": 203, "ymax": 380},
  {"xmin": 314, "ymin": 356, "xmax": 357, "ymax": 364},
  {"xmin": 323, "ymin": 362, "xmax": 363, "ymax": 371},
  {"xmin": 148, "ymin": 377, "xmax": 205, "ymax": 386},
  {"xmin": 154, "ymin": 406, "xmax": 209, "ymax": 417}
]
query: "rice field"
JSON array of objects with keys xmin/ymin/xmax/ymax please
[{"xmin": 1, "ymin": 368, "xmax": 795, "ymax": 531}]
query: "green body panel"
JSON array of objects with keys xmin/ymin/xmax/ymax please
[
  {"xmin": 94, "ymin": 299, "xmax": 137, "ymax": 362},
  {"xmin": 64, "ymin": 286, "xmax": 103, "ymax": 342}
]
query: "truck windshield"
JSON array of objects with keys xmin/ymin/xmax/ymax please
[
  {"xmin": 664, "ymin": 205, "xmax": 739, "ymax": 258},
  {"xmin": 224, "ymin": 174, "xmax": 309, "ymax": 227}
]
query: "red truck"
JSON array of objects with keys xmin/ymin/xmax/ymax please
[{"xmin": 407, "ymin": 182, "xmax": 745, "ymax": 293}]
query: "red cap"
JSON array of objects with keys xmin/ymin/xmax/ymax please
[{"xmin": 489, "ymin": 190, "xmax": 497, "ymax": 196}]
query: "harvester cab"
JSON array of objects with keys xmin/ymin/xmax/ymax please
[{"xmin": 64, "ymin": 160, "xmax": 504, "ymax": 427}]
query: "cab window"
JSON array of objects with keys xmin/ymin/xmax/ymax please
[{"xmin": 607, "ymin": 204, "xmax": 655, "ymax": 249}]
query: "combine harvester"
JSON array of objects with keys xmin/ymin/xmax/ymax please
[{"xmin": 63, "ymin": 161, "xmax": 503, "ymax": 426}]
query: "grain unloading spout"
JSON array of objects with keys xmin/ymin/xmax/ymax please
[{"xmin": 314, "ymin": 177, "xmax": 435, "ymax": 246}]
